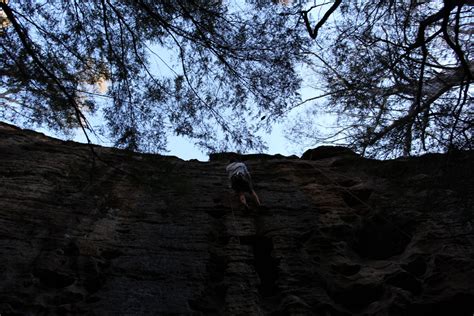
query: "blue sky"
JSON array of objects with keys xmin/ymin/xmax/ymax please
[
  {"xmin": 166, "ymin": 122, "xmax": 295, "ymax": 161},
  {"xmin": 30, "ymin": 113, "xmax": 311, "ymax": 161}
]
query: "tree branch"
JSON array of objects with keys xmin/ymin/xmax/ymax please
[
  {"xmin": 0, "ymin": 2, "xmax": 95, "ymax": 148},
  {"xmin": 302, "ymin": 0, "xmax": 342, "ymax": 39}
]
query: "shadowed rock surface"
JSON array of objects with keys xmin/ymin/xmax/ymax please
[{"xmin": 0, "ymin": 122, "xmax": 473, "ymax": 315}]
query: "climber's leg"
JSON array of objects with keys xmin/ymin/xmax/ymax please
[
  {"xmin": 239, "ymin": 192, "xmax": 249, "ymax": 208},
  {"xmin": 251, "ymin": 190, "xmax": 261, "ymax": 206}
]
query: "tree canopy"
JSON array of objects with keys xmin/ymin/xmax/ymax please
[
  {"xmin": 290, "ymin": 0, "xmax": 473, "ymax": 158},
  {"xmin": 1, "ymin": 1, "xmax": 472, "ymax": 158},
  {"xmin": 1, "ymin": 0, "xmax": 308, "ymax": 153}
]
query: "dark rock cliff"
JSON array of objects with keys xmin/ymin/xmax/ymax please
[{"xmin": 0, "ymin": 122, "xmax": 473, "ymax": 315}]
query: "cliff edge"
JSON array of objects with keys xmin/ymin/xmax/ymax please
[{"xmin": 0, "ymin": 122, "xmax": 473, "ymax": 315}]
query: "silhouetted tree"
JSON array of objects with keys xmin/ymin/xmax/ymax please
[
  {"xmin": 2, "ymin": 1, "xmax": 472, "ymax": 158},
  {"xmin": 291, "ymin": 0, "xmax": 472, "ymax": 158},
  {"xmin": 0, "ymin": 1, "xmax": 309, "ymax": 152}
]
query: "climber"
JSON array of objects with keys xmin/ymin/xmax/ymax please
[{"xmin": 226, "ymin": 158, "xmax": 261, "ymax": 209}]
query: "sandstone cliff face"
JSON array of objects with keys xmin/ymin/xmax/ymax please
[{"xmin": 0, "ymin": 122, "xmax": 473, "ymax": 315}]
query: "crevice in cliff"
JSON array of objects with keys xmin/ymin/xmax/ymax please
[
  {"xmin": 33, "ymin": 269, "xmax": 76, "ymax": 289},
  {"xmin": 385, "ymin": 271, "xmax": 422, "ymax": 295},
  {"xmin": 255, "ymin": 236, "xmax": 279, "ymax": 298},
  {"xmin": 401, "ymin": 257, "xmax": 427, "ymax": 277},
  {"xmin": 189, "ymin": 217, "xmax": 228, "ymax": 314},
  {"xmin": 352, "ymin": 215, "xmax": 413, "ymax": 260},
  {"xmin": 240, "ymin": 234, "xmax": 279, "ymax": 298}
]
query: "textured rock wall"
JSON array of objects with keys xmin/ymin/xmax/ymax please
[{"xmin": 0, "ymin": 122, "xmax": 473, "ymax": 315}]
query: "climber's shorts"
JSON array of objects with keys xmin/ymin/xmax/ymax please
[{"xmin": 230, "ymin": 172, "xmax": 253, "ymax": 193}]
